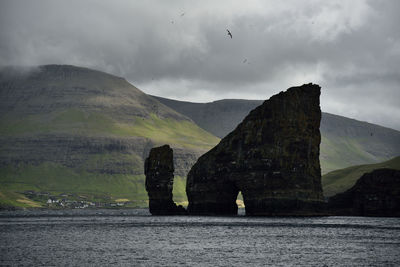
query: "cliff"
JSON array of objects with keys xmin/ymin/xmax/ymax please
[
  {"xmin": 328, "ymin": 168, "xmax": 400, "ymax": 216},
  {"xmin": 186, "ymin": 84, "xmax": 324, "ymax": 215}
]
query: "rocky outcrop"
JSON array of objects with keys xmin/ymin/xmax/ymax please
[
  {"xmin": 144, "ymin": 145, "xmax": 186, "ymax": 215},
  {"xmin": 186, "ymin": 83, "xmax": 324, "ymax": 215},
  {"xmin": 328, "ymin": 169, "xmax": 400, "ymax": 216}
]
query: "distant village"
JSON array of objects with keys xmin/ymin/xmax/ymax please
[{"xmin": 22, "ymin": 191, "xmax": 142, "ymax": 209}]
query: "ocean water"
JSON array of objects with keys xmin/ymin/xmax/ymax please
[{"xmin": 1, "ymin": 209, "xmax": 399, "ymax": 266}]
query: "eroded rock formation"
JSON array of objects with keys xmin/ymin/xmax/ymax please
[
  {"xmin": 144, "ymin": 145, "xmax": 186, "ymax": 215},
  {"xmin": 186, "ymin": 84, "xmax": 324, "ymax": 215},
  {"xmin": 328, "ymin": 169, "xmax": 400, "ymax": 216}
]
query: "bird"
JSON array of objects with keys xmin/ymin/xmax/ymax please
[
  {"xmin": 227, "ymin": 29, "xmax": 232, "ymax": 39},
  {"xmin": 181, "ymin": 13, "xmax": 185, "ymax": 16},
  {"xmin": 243, "ymin": 59, "xmax": 247, "ymax": 63}
]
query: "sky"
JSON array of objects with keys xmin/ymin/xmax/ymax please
[{"xmin": 1, "ymin": 0, "xmax": 399, "ymax": 130}]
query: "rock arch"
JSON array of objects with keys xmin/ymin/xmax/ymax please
[{"xmin": 186, "ymin": 84, "xmax": 324, "ymax": 215}]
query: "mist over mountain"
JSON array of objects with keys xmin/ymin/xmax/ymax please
[{"xmin": 152, "ymin": 96, "xmax": 400, "ymax": 174}]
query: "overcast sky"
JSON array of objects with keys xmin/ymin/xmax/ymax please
[{"xmin": 1, "ymin": 0, "xmax": 399, "ymax": 130}]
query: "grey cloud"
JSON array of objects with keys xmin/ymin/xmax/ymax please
[{"xmin": 0, "ymin": 0, "xmax": 399, "ymax": 130}]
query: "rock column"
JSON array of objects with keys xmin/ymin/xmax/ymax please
[{"xmin": 144, "ymin": 145, "xmax": 186, "ymax": 215}]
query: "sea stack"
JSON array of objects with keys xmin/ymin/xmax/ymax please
[
  {"xmin": 328, "ymin": 169, "xmax": 400, "ymax": 217},
  {"xmin": 144, "ymin": 145, "xmax": 186, "ymax": 215},
  {"xmin": 186, "ymin": 83, "xmax": 324, "ymax": 215}
]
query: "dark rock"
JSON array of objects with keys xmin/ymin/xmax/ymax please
[
  {"xmin": 186, "ymin": 84, "xmax": 324, "ymax": 215},
  {"xmin": 328, "ymin": 169, "xmax": 400, "ymax": 217},
  {"xmin": 144, "ymin": 145, "xmax": 186, "ymax": 215}
]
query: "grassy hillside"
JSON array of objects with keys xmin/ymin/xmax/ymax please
[
  {"xmin": 153, "ymin": 96, "xmax": 400, "ymax": 174},
  {"xmin": 0, "ymin": 162, "xmax": 188, "ymax": 209},
  {"xmin": 151, "ymin": 97, "xmax": 264, "ymax": 138},
  {"xmin": 0, "ymin": 110, "xmax": 218, "ymax": 151},
  {"xmin": 0, "ymin": 65, "xmax": 219, "ymax": 209},
  {"xmin": 322, "ymin": 156, "xmax": 400, "ymax": 197},
  {"xmin": 320, "ymin": 133, "xmax": 381, "ymax": 174}
]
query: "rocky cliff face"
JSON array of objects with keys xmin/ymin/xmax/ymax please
[
  {"xmin": 144, "ymin": 145, "xmax": 186, "ymax": 215},
  {"xmin": 186, "ymin": 84, "xmax": 324, "ymax": 215},
  {"xmin": 328, "ymin": 168, "xmax": 400, "ymax": 216}
]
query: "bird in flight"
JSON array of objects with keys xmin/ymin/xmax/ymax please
[{"xmin": 227, "ymin": 29, "xmax": 233, "ymax": 39}]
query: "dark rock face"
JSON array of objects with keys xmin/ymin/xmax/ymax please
[
  {"xmin": 186, "ymin": 84, "xmax": 324, "ymax": 215},
  {"xmin": 144, "ymin": 145, "xmax": 186, "ymax": 215},
  {"xmin": 328, "ymin": 169, "xmax": 400, "ymax": 217}
]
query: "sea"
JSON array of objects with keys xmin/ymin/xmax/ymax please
[{"xmin": 1, "ymin": 209, "xmax": 399, "ymax": 266}]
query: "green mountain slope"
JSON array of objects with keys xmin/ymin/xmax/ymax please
[
  {"xmin": 322, "ymin": 156, "xmax": 400, "ymax": 197},
  {"xmin": 0, "ymin": 65, "xmax": 219, "ymax": 208},
  {"xmin": 151, "ymin": 97, "xmax": 264, "ymax": 138},
  {"xmin": 152, "ymin": 96, "xmax": 400, "ymax": 174}
]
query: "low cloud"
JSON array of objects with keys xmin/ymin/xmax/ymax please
[{"xmin": 0, "ymin": 0, "xmax": 399, "ymax": 129}]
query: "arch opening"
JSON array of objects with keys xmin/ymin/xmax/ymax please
[{"xmin": 236, "ymin": 191, "xmax": 245, "ymax": 210}]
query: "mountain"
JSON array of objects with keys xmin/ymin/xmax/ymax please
[
  {"xmin": 322, "ymin": 156, "xmax": 400, "ymax": 197},
  {"xmin": 151, "ymin": 97, "xmax": 264, "ymax": 138},
  {"xmin": 1, "ymin": 65, "xmax": 398, "ymax": 209},
  {"xmin": 152, "ymin": 96, "xmax": 400, "ymax": 174},
  {"xmin": 0, "ymin": 65, "xmax": 219, "ymax": 208}
]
